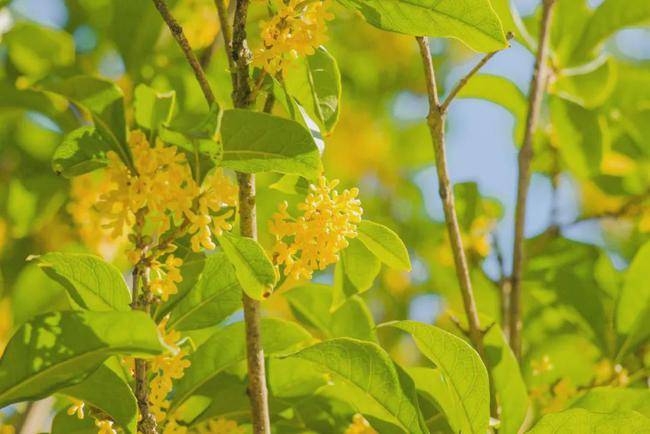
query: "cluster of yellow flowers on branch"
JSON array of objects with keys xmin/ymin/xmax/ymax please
[
  {"xmin": 65, "ymin": 398, "xmax": 117, "ymax": 434},
  {"xmin": 270, "ymin": 176, "xmax": 363, "ymax": 280},
  {"xmin": 253, "ymin": 0, "xmax": 334, "ymax": 74},
  {"xmin": 69, "ymin": 131, "xmax": 238, "ymax": 301}
]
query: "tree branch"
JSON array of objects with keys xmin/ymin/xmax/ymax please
[
  {"xmin": 510, "ymin": 0, "xmax": 556, "ymax": 360},
  {"xmin": 416, "ymin": 35, "xmax": 487, "ymax": 360},
  {"xmin": 439, "ymin": 32, "xmax": 512, "ymax": 113},
  {"xmin": 151, "ymin": 0, "xmax": 216, "ymax": 106}
]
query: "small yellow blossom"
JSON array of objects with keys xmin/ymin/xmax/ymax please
[
  {"xmin": 345, "ymin": 414, "xmax": 377, "ymax": 434},
  {"xmin": 150, "ymin": 255, "xmax": 184, "ymax": 301},
  {"xmin": 66, "ymin": 398, "xmax": 85, "ymax": 419},
  {"xmin": 0, "ymin": 425, "xmax": 15, "ymax": 434},
  {"xmin": 269, "ymin": 176, "xmax": 362, "ymax": 280},
  {"xmin": 531, "ymin": 355, "xmax": 554, "ymax": 376},
  {"xmin": 95, "ymin": 419, "xmax": 117, "ymax": 434},
  {"xmin": 195, "ymin": 418, "xmax": 244, "ymax": 434},
  {"xmin": 544, "ymin": 378, "xmax": 576, "ymax": 413},
  {"xmin": 253, "ymin": 0, "xmax": 334, "ymax": 74},
  {"xmin": 149, "ymin": 318, "xmax": 191, "ymax": 425}
]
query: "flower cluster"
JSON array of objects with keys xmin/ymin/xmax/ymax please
[
  {"xmin": 194, "ymin": 418, "xmax": 245, "ymax": 434},
  {"xmin": 253, "ymin": 0, "xmax": 334, "ymax": 74},
  {"xmin": 149, "ymin": 254, "xmax": 184, "ymax": 301},
  {"xmin": 149, "ymin": 318, "xmax": 191, "ymax": 427},
  {"xmin": 99, "ymin": 131, "xmax": 237, "ymax": 249},
  {"xmin": 67, "ymin": 398, "xmax": 85, "ymax": 419},
  {"xmin": 345, "ymin": 414, "xmax": 377, "ymax": 434},
  {"xmin": 269, "ymin": 176, "xmax": 362, "ymax": 280},
  {"xmin": 173, "ymin": 0, "xmax": 221, "ymax": 49},
  {"xmin": 68, "ymin": 173, "xmax": 124, "ymax": 259}
]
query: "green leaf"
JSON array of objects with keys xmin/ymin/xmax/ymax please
[
  {"xmin": 616, "ymin": 241, "xmax": 650, "ymax": 355},
  {"xmin": 357, "ymin": 220, "xmax": 411, "ymax": 270},
  {"xmin": 335, "ymin": 0, "xmax": 507, "ymax": 52},
  {"xmin": 4, "ymin": 22, "xmax": 74, "ymax": 77},
  {"xmin": 134, "ymin": 84, "xmax": 176, "ymax": 132},
  {"xmin": 528, "ymin": 409, "xmax": 650, "ymax": 433},
  {"xmin": 168, "ymin": 253, "xmax": 242, "ymax": 331},
  {"xmin": 288, "ymin": 338, "xmax": 428, "ymax": 433},
  {"xmin": 34, "ymin": 252, "xmax": 132, "ymax": 311},
  {"xmin": 571, "ymin": 387, "xmax": 650, "ymax": 418},
  {"xmin": 61, "ymin": 359, "xmax": 138, "ymax": 434},
  {"xmin": 549, "ymin": 96, "xmax": 605, "ymax": 179},
  {"xmin": 383, "ymin": 321, "xmax": 490, "ymax": 434},
  {"xmin": 333, "ymin": 239, "xmax": 381, "ymax": 308},
  {"xmin": 457, "ymin": 74, "xmax": 527, "ymax": 144},
  {"xmin": 0, "ymin": 83, "xmax": 78, "ymax": 132},
  {"xmin": 0, "ymin": 310, "xmax": 164, "ymax": 407},
  {"xmin": 220, "ymin": 109, "xmax": 322, "ymax": 179},
  {"xmin": 51, "ymin": 410, "xmax": 98, "ymax": 434},
  {"xmin": 217, "ymin": 233, "xmax": 277, "ymax": 300},
  {"xmin": 552, "ymin": 59, "xmax": 618, "ymax": 109},
  {"xmin": 284, "ymin": 284, "xmax": 377, "ymax": 341},
  {"xmin": 489, "ymin": 0, "xmax": 532, "ymax": 47},
  {"xmin": 406, "ymin": 367, "xmax": 456, "ymax": 432},
  {"xmin": 286, "ymin": 47, "xmax": 342, "ymax": 133},
  {"xmin": 52, "ymin": 126, "xmax": 110, "ymax": 177},
  {"xmin": 484, "ymin": 325, "xmax": 528, "ymax": 434},
  {"xmin": 572, "ymin": 0, "xmax": 650, "ymax": 65},
  {"xmin": 269, "ymin": 357, "xmax": 329, "ymax": 399},
  {"xmin": 169, "ymin": 318, "xmax": 311, "ymax": 411},
  {"xmin": 44, "ymin": 76, "xmax": 132, "ymax": 170}
]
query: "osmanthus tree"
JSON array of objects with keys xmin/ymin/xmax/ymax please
[{"xmin": 0, "ymin": 0, "xmax": 649, "ymax": 433}]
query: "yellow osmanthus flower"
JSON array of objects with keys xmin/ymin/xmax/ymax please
[
  {"xmin": 0, "ymin": 298, "xmax": 12, "ymax": 354},
  {"xmin": 67, "ymin": 398, "xmax": 85, "ymax": 419},
  {"xmin": 99, "ymin": 131, "xmax": 237, "ymax": 260},
  {"xmin": 345, "ymin": 414, "xmax": 377, "ymax": 434},
  {"xmin": 544, "ymin": 378, "xmax": 576, "ymax": 414},
  {"xmin": 149, "ymin": 318, "xmax": 191, "ymax": 426},
  {"xmin": 253, "ymin": 0, "xmax": 334, "ymax": 74},
  {"xmin": 150, "ymin": 254, "xmax": 184, "ymax": 301},
  {"xmin": 95, "ymin": 419, "xmax": 117, "ymax": 434},
  {"xmin": 0, "ymin": 426, "xmax": 14, "ymax": 434},
  {"xmin": 269, "ymin": 176, "xmax": 362, "ymax": 280},
  {"xmin": 531, "ymin": 355, "xmax": 554, "ymax": 376},
  {"xmin": 194, "ymin": 418, "xmax": 245, "ymax": 434},
  {"xmin": 68, "ymin": 172, "xmax": 124, "ymax": 259}
]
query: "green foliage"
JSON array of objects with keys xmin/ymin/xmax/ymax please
[
  {"xmin": 170, "ymin": 318, "xmax": 312, "ymax": 411},
  {"xmin": 134, "ymin": 84, "xmax": 176, "ymax": 133},
  {"xmin": 167, "ymin": 253, "xmax": 242, "ymax": 331},
  {"xmin": 288, "ymin": 338, "xmax": 428, "ymax": 433},
  {"xmin": 384, "ymin": 321, "xmax": 490, "ymax": 434},
  {"xmin": 357, "ymin": 220, "xmax": 411, "ymax": 271},
  {"xmin": 336, "ymin": 0, "xmax": 507, "ymax": 52},
  {"xmin": 3, "ymin": 22, "xmax": 74, "ymax": 77},
  {"xmin": 220, "ymin": 109, "xmax": 322, "ymax": 179},
  {"xmin": 0, "ymin": 311, "xmax": 163, "ymax": 408},
  {"xmin": 217, "ymin": 233, "xmax": 278, "ymax": 300},
  {"xmin": 528, "ymin": 408, "xmax": 650, "ymax": 432},
  {"xmin": 616, "ymin": 241, "xmax": 650, "ymax": 355},
  {"xmin": 34, "ymin": 252, "xmax": 132, "ymax": 311},
  {"xmin": 61, "ymin": 359, "xmax": 138, "ymax": 434},
  {"xmin": 51, "ymin": 127, "xmax": 110, "ymax": 177}
]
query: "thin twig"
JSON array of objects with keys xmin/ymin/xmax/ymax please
[
  {"xmin": 440, "ymin": 32, "xmax": 513, "ymax": 113},
  {"xmin": 510, "ymin": 0, "xmax": 556, "ymax": 360},
  {"xmin": 492, "ymin": 233, "xmax": 510, "ymax": 338},
  {"xmin": 416, "ymin": 35, "xmax": 486, "ymax": 361},
  {"xmin": 417, "ymin": 35, "xmax": 502, "ymax": 418},
  {"xmin": 152, "ymin": 0, "xmax": 216, "ymax": 106}
]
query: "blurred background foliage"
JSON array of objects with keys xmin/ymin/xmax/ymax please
[{"xmin": 0, "ymin": 0, "xmax": 649, "ymax": 430}]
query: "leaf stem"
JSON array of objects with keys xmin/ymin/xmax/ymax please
[{"xmin": 510, "ymin": 0, "xmax": 556, "ymax": 360}]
